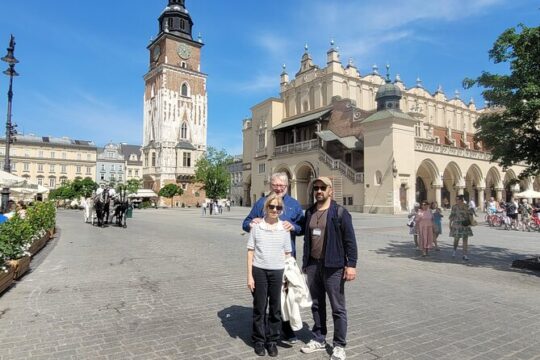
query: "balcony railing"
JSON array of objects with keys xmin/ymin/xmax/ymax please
[
  {"xmin": 274, "ymin": 139, "xmax": 319, "ymax": 156},
  {"xmin": 415, "ymin": 138, "xmax": 492, "ymax": 161},
  {"xmin": 319, "ymin": 150, "xmax": 364, "ymax": 183}
]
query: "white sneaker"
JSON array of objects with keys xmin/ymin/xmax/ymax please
[
  {"xmin": 331, "ymin": 346, "xmax": 346, "ymax": 360},
  {"xmin": 300, "ymin": 340, "xmax": 326, "ymax": 354},
  {"xmin": 463, "ymin": 255, "xmax": 469, "ymax": 261}
]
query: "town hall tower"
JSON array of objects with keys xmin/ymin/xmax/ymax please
[{"xmin": 142, "ymin": 0, "xmax": 207, "ymax": 195}]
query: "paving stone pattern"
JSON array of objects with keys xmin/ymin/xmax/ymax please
[{"xmin": 0, "ymin": 208, "xmax": 539, "ymax": 359}]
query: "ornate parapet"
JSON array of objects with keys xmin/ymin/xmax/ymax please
[{"xmin": 415, "ymin": 138, "xmax": 492, "ymax": 161}]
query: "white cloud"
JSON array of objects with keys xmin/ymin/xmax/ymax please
[
  {"xmin": 233, "ymin": 74, "xmax": 278, "ymax": 92},
  {"xmin": 253, "ymin": 33, "xmax": 293, "ymax": 60}
]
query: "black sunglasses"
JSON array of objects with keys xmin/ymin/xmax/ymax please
[
  {"xmin": 313, "ymin": 186, "xmax": 327, "ymax": 192},
  {"xmin": 268, "ymin": 205, "xmax": 283, "ymax": 211}
]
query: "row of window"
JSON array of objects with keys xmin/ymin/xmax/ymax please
[
  {"xmin": 99, "ymin": 174, "xmax": 123, "ymax": 182},
  {"xmin": 144, "ymin": 152, "xmax": 191, "ymax": 167},
  {"xmin": 0, "ymin": 149, "xmax": 93, "ymax": 161},
  {"xmin": 99, "ymin": 164, "xmax": 124, "ymax": 172},
  {"xmin": 11, "ymin": 162, "xmax": 92, "ymax": 175},
  {"xmin": 34, "ymin": 176, "xmax": 66, "ymax": 189}
]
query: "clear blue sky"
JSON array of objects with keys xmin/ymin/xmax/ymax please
[{"xmin": 0, "ymin": 1, "xmax": 538, "ymax": 155}]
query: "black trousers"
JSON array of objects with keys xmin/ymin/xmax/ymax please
[
  {"xmin": 305, "ymin": 259, "xmax": 348, "ymax": 347},
  {"xmin": 252, "ymin": 266, "xmax": 284, "ymax": 344}
]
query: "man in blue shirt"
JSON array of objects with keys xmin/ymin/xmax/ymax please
[
  {"xmin": 0, "ymin": 212, "xmax": 8, "ymax": 224},
  {"xmin": 242, "ymin": 172, "xmax": 305, "ymax": 344},
  {"xmin": 242, "ymin": 172, "xmax": 304, "ymax": 257}
]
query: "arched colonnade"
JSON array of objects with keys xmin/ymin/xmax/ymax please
[{"xmin": 416, "ymin": 159, "xmax": 537, "ymax": 209}]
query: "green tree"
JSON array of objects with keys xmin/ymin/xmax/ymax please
[
  {"xmin": 194, "ymin": 147, "xmax": 233, "ymax": 200},
  {"xmin": 72, "ymin": 177, "xmax": 98, "ymax": 198},
  {"xmin": 463, "ymin": 24, "xmax": 540, "ymax": 177},
  {"xmin": 125, "ymin": 178, "xmax": 142, "ymax": 194},
  {"xmin": 158, "ymin": 183, "xmax": 184, "ymax": 207}
]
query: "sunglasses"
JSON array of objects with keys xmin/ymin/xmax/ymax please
[
  {"xmin": 268, "ymin": 205, "xmax": 283, "ymax": 211},
  {"xmin": 313, "ymin": 186, "xmax": 327, "ymax": 192}
]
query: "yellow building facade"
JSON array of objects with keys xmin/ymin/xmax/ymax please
[{"xmin": 0, "ymin": 134, "xmax": 96, "ymax": 190}]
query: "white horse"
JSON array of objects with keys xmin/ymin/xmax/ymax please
[{"xmin": 83, "ymin": 196, "xmax": 94, "ymax": 224}]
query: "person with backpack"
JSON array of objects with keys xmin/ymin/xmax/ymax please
[
  {"xmin": 506, "ymin": 197, "xmax": 519, "ymax": 229},
  {"xmin": 518, "ymin": 199, "xmax": 533, "ymax": 230},
  {"xmin": 300, "ymin": 177, "xmax": 357, "ymax": 360}
]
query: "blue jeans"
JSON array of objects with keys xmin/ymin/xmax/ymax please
[
  {"xmin": 252, "ymin": 266, "xmax": 284, "ymax": 344},
  {"xmin": 305, "ymin": 259, "xmax": 348, "ymax": 347}
]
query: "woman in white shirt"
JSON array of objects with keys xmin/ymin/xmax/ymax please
[{"xmin": 247, "ymin": 193, "xmax": 292, "ymax": 357}]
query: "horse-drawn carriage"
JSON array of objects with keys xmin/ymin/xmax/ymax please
[{"xmin": 86, "ymin": 185, "xmax": 130, "ymax": 228}]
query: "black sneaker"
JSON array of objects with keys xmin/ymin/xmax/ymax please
[
  {"xmin": 254, "ymin": 342, "xmax": 265, "ymax": 356},
  {"xmin": 267, "ymin": 342, "xmax": 278, "ymax": 357}
]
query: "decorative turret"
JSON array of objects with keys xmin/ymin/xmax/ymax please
[
  {"xmin": 375, "ymin": 65, "xmax": 402, "ymax": 111},
  {"xmin": 280, "ymin": 64, "xmax": 289, "ymax": 85},
  {"xmin": 158, "ymin": 0, "xmax": 194, "ymax": 40},
  {"xmin": 327, "ymin": 39, "xmax": 340, "ymax": 64},
  {"xmin": 297, "ymin": 43, "xmax": 318, "ymax": 75}
]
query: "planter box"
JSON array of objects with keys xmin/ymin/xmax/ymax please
[
  {"xmin": 29, "ymin": 233, "xmax": 50, "ymax": 256},
  {"xmin": 7, "ymin": 256, "xmax": 31, "ymax": 280},
  {"xmin": 0, "ymin": 265, "xmax": 15, "ymax": 295}
]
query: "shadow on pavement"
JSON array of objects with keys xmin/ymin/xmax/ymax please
[
  {"xmin": 218, "ymin": 305, "xmax": 252, "ymax": 346},
  {"xmin": 374, "ymin": 241, "xmax": 540, "ymax": 276}
]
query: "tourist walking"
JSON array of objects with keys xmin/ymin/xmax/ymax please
[
  {"xmin": 415, "ymin": 201, "xmax": 434, "ymax": 257},
  {"xmin": 247, "ymin": 193, "xmax": 292, "ymax": 357},
  {"xmin": 430, "ymin": 201, "xmax": 442, "ymax": 251},
  {"xmin": 408, "ymin": 203, "xmax": 420, "ymax": 249},
  {"xmin": 449, "ymin": 195, "xmax": 473, "ymax": 261},
  {"xmin": 242, "ymin": 172, "xmax": 305, "ymax": 343},
  {"xmin": 300, "ymin": 176, "xmax": 357, "ymax": 360}
]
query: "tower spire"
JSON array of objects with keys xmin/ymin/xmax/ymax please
[{"xmin": 158, "ymin": 0, "xmax": 194, "ymax": 40}]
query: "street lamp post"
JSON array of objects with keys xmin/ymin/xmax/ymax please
[{"xmin": 1, "ymin": 35, "xmax": 19, "ymax": 213}]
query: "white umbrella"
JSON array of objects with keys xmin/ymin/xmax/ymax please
[
  {"xmin": 0, "ymin": 170, "xmax": 27, "ymax": 187},
  {"xmin": 514, "ymin": 189, "xmax": 540, "ymax": 199}
]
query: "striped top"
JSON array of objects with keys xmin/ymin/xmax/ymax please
[{"xmin": 247, "ymin": 219, "xmax": 292, "ymax": 270}]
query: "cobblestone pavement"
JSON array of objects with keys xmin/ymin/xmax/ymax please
[{"xmin": 0, "ymin": 207, "xmax": 539, "ymax": 360}]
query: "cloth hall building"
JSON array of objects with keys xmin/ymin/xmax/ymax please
[{"xmin": 242, "ymin": 44, "xmax": 537, "ymax": 214}]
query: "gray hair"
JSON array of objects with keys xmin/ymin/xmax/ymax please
[{"xmin": 270, "ymin": 172, "xmax": 289, "ymax": 186}]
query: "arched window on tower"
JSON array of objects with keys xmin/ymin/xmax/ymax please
[
  {"xmin": 181, "ymin": 122, "xmax": 188, "ymax": 139},
  {"xmin": 181, "ymin": 83, "xmax": 189, "ymax": 97},
  {"xmin": 151, "ymin": 153, "xmax": 156, "ymax": 167}
]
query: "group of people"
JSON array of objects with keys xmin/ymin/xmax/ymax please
[
  {"xmin": 409, "ymin": 195, "xmax": 474, "ymax": 260},
  {"xmin": 0, "ymin": 200, "xmax": 28, "ymax": 224},
  {"xmin": 242, "ymin": 173, "xmax": 357, "ymax": 360},
  {"xmin": 201, "ymin": 200, "xmax": 230, "ymax": 215},
  {"xmin": 485, "ymin": 196, "xmax": 540, "ymax": 230}
]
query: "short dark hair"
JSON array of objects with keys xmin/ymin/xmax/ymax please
[{"xmin": 456, "ymin": 195, "xmax": 465, "ymax": 201}]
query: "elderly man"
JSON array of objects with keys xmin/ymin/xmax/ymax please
[
  {"xmin": 242, "ymin": 172, "xmax": 305, "ymax": 344},
  {"xmin": 301, "ymin": 176, "xmax": 357, "ymax": 360}
]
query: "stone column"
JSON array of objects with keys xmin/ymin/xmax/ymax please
[
  {"xmin": 433, "ymin": 185, "xmax": 442, "ymax": 207},
  {"xmin": 290, "ymin": 179, "xmax": 297, "ymax": 199},
  {"xmin": 457, "ymin": 186, "xmax": 465, "ymax": 196},
  {"xmin": 495, "ymin": 188, "xmax": 503, "ymax": 202},
  {"xmin": 477, "ymin": 187, "xmax": 485, "ymax": 212}
]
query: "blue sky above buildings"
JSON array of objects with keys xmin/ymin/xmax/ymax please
[{"xmin": 0, "ymin": 0, "xmax": 538, "ymax": 155}]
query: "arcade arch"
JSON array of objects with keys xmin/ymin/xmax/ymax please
[
  {"xmin": 415, "ymin": 159, "xmax": 440, "ymax": 203},
  {"xmin": 294, "ymin": 162, "xmax": 316, "ymax": 208},
  {"xmin": 465, "ymin": 164, "xmax": 484, "ymax": 205}
]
